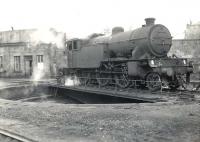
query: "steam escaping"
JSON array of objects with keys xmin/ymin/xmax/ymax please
[
  {"xmin": 64, "ymin": 76, "xmax": 80, "ymax": 86},
  {"xmin": 29, "ymin": 28, "xmax": 65, "ymax": 48},
  {"xmin": 171, "ymin": 49, "xmax": 193, "ymax": 58},
  {"xmin": 32, "ymin": 63, "xmax": 45, "ymax": 82},
  {"xmin": 0, "ymin": 81, "xmax": 6, "ymax": 88},
  {"xmin": 64, "ymin": 78, "xmax": 74, "ymax": 86}
]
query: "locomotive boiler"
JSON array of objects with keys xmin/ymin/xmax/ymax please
[{"xmin": 58, "ymin": 18, "xmax": 193, "ymax": 90}]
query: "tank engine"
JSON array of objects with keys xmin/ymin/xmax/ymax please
[{"xmin": 59, "ymin": 18, "xmax": 193, "ymax": 90}]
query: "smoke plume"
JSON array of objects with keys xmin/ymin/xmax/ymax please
[{"xmin": 29, "ymin": 28, "xmax": 65, "ymax": 48}]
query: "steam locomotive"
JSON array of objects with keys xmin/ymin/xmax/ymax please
[{"xmin": 58, "ymin": 18, "xmax": 193, "ymax": 90}]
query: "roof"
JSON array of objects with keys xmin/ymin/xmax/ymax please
[{"xmin": 0, "ymin": 29, "xmax": 36, "ymax": 43}]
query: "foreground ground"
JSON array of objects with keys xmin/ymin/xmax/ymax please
[{"xmin": 0, "ymin": 79, "xmax": 199, "ymax": 142}]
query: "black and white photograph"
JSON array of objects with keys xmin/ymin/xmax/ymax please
[{"xmin": 0, "ymin": 0, "xmax": 199, "ymax": 141}]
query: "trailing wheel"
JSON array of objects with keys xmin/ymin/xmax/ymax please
[
  {"xmin": 78, "ymin": 72, "xmax": 89, "ymax": 86},
  {"xmin": 146, "ymin": 72, "xmax": 162, "ymax": 91}
]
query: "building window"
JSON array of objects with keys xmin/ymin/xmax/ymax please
[
  {"xmin": 14, "ymin": 56, "xmax": 21, "ymax": 72},
  {"xmin": 0, "ymin": 56, "xmax": 3, "ymax": 68},
  {"xmin": 36, "ymin": 55, "xmax": 44, "ymax": 70},
  {"xmin": 37, "ymin": 55, "xmax": 43, "ymax": 63}
]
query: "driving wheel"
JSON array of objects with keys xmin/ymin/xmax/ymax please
[{"xmin": 115, "ymin": 74, "xmax": 130, "ymax": 88}]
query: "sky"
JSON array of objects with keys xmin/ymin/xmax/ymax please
[{"xmin": 0, "ymin": 0, "xmax": 200, "ymax": 39}]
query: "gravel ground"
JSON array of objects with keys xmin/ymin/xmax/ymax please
[
  {"xmin": 0, "ymin": 99, "xmax": 199, "ymax": 142},
  {"xmin": 0, "ymin": 79, "xmax": 199, "ymax": 142}
]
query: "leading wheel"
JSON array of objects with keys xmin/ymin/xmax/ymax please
[{"xmin": 146, "ymin": 72, "xmax": 162, "ymax": 91}]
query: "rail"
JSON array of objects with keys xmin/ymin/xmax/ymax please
[
  {"xmin": 59, "ymin": 76, "xmax": 160, "ymax": 92},
  {"xmin": 0, "ymin": 128, "xmax": 36, "ymax": 142},
  {"xmin": 57, "ymin": 75, "xmax": 200, "ymax": 93}
]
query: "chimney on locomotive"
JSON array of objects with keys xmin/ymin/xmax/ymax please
[{"xmin": 145, "ymin": 18, "xmax": 155, "ymax": 26}]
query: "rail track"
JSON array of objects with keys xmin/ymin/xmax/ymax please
[
  {"xmin": 0, "ymin": 78, "xmax": 199, "ymax": 103},
  {"xmin": 0, "ymin": 128, "xmax": 36, "ymax": 142}
]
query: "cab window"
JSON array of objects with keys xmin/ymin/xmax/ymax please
[
  {"xmin": 67, "ymin": 40, "xmax": 81, "ymax": 51},
  {"xmin": 73, "ymin": 41, "xmax": 78, "ymax": 50},
  {"xmin": 68, "ymin": 41, "xmax": 72, "ymax": 51}
]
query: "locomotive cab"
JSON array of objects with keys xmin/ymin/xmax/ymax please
[{"xmin": 66, "ymin": 39, "xmax": 82, "ymax": 68}]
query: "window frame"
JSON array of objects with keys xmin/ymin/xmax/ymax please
[
  {"xmin": 37, "ymin": 55, "xmax": 44, "ymax": 63},
  {"xmin": 14, "ymin": 56, "xmax": 21, "ymax": 72},
  {"xmin": 67, "ymin": 39, "xmax": 81, "ymax": 51}
]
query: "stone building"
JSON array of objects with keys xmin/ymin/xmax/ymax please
[
  {"xmin": 0, "ymin": 29, "xmax": 66, "ymax": 79},
  {"xmin": 184, "ymin": 22, "xmax": 200, "ymax": 39},
  {"xmin": 169, "ymin": 22, "xmax": 200, "ymax": 76},
  {"xmin": 170, "ymin": 21, "xmax": 200, "ymax": 58},
  {"xmin": 170, "ymin": 39, "xmax": 200, "ymax": 58}
]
